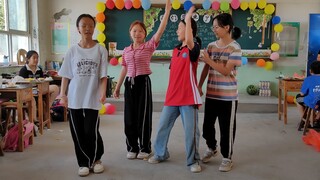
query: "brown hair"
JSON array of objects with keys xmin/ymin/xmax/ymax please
[{"xmin": 129, "ymin": 20, "xmax": 147, "ymax": 39}]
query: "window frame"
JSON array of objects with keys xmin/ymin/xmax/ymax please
[{"xmin": 0, "ymin": 0, "xmax": 31, "ymax": 65}]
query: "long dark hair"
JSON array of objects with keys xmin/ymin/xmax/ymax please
[
  {"xmin": 213, "ymin": 13, "xmax": 241, "ymax": 40},
  {"xmin": 181, "ymin": 18, "xmax": 202, "ymax": 48}
]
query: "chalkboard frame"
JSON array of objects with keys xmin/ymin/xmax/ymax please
[{"xmin": 104, "ymin": 4, "xmax": 276, "ymax": 59}]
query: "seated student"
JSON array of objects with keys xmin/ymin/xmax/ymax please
[
  {"xmin": 19, "ymin": 50, "xmax": 60, "ymax": 109},
  {"xmin": 296, "ymin": 61, "xmax": 320, "ymax": 128}
]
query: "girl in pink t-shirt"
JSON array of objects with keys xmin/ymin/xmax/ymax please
[{"xmin": 113, "ymin": 0, "xmax": 171, "ymax": 160}]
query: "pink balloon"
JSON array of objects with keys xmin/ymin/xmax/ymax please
[
  {"xmin": 125, "ymin": 0, "xmax": 133, "ymax": 9},
  {"xmin": 110, "ymin": 57, "xmax": 119, "ymax": 66},
  {"xmin": 105, "ymin": 104, "xmax": 116, "ymax": 114},
  {"xmin": 270, "ymin": 52, "xmax": 280, "ymax": 61},
  {"xmin": 231, "ymin": 0, "xmax": 240, "ymax": 9},
  {"xmin": 211, "ymin": 1, "xmax": 220, "ymax": 10}
]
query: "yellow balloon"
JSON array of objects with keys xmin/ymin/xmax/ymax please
[
  {"xmin": 99, "ymin": 42, "xmax": 105, "ymax": 47},
  {"xmin": 249, "ymin": 0, "xmax": 257, "ymax": 10},
  {"xmin": 258, "ymin": 0, "xmax": 267, "ymax": 9},
  {"xmin": 274, "ymin": 24, "xmax": 283, "ymax": 33},
  {"xmin": 99, "ymin": 104, "xmax": 106, "ymax": 114},
  {"xmin": 118, "ymin": 56, "xmax": 123, "ymax": 64},
  {"xmin": 96, "ymin": 23, "xmax": 105, "ymax": 32},
  {"xmin": 97, "ymin": 33, "xmax": 106, "ymax": 43},
  {"xmin": 271, "ymin": 43, "xmax": 280, "ymax": 51},
  {"xmin": 264, "ymin": 4, "xmax": 275, "ymax": 15},
  {"xmin": 172, "ymin": 0, "xmax": 181, "ymax": 10},
  {"xmin": 96, "ymin": 2, "xmax": 106, "ymax": 13},
  {"xmin": 240, "ymin": 2, "xmax": 249, "ymax": 11},
  {"xmin": 264, "ymin": 61, "xmax": 273, "ymax": 71}
]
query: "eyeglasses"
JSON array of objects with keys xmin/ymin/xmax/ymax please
[{"xmin": 211, "ymin": 26, "xmax": 220, "ymax": 31}]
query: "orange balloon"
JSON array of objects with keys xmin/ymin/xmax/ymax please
[
  {"xmin": 96, "ymin": 13, "xmax": 105, "ymax": 23},
  {"xmin": 132, "ymin": 0, "xmax": 141, "ymax": 9},
  {"xmin": 115, "ymin": 0, "xmax": 125, "ymax": 10},
  {"xmin": 256, "ymin": 59, "xmax": 266, "ymax": 67}
]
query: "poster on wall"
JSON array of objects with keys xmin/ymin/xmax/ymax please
[
  {"xmin": 51, "ymin": 22, "xmax": 70, "ymax": 54},
  {"xmin": 307, "ymin": 14, "xmax": 320, "ymax": 76}
]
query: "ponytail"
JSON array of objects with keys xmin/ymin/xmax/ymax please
[
  {"xmin": 195, "ymin": 36, "xmax": 202, "ymax": 49},
  {"xmin": 232, "ymin": 26, "xmax": 241, "ymax": 40}
]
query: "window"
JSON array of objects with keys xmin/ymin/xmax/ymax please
[{"xmin": 0, "ymin": 0, "xmax": 30, "ymax": 65}]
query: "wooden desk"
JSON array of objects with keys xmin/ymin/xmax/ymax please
[
  {"xmin": 17, "ymin": 81, "xmax": 51, "ymax": 134},
  {"xmin": 0, "ymin": 85, "xmax": 34, "ymax": 152},
  {"xmin": 278, "ymin": 78, "xmax": 303, "ymax": 124},
  {"xmin": 35, "ymin": 81, "xmax": 50, "ymax": 134}
]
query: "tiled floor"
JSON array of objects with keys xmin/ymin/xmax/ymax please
[{"xmin": 0, "ymin": 106, "xmax": 320, "ymax": 180}]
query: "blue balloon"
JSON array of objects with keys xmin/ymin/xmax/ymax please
[
  {"xmin": 272, "ymin": 16, "xmax": 281, "ymax": 24},
  {"xmin": 142, "ymin": 0, "xmax": 151, "ymax": 10},
  {"xmin": 184, "ymin": 0, "xmax": 193, "ymax": 11},
  {"xmin": 202, "ymin": 0, "xmax": 211, "ymax": 10},
  {"xmin": 182, "ymin": 52, "xmax": 188, "ymax": 58},
  {"xmin": 241, "ymin": 57, "xmax": 248, "ymax": 65}
]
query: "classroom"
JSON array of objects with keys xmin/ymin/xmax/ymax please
[{"xmin": 1, "ymin": 0, "xmax": 320, "ymax": 179}]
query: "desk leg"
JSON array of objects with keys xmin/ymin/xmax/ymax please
[
  {"xmin": 38, "ymin": 94, "xmax": 44, "ymax": 135},
  {"xmin": 278, "ymin": 84, "xmax": 282, "ymax": 120},
  {"xmin": 27, "ymin": 100, "xmax": 34, "ymax": 145},
  {"xmin": 284, "ymin": 89, "xmax": 288, "ymax": 124},
  {"xmin": 17, "ymin": 102, "xmax": 24, "ymax": 152}
]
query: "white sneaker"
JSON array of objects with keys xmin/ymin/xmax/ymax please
[
  {"xmin": 93, "ymin": 160, "xmax": 104, "ymax": 173},
  {"xmin": 202, "ymin": 148, "xmax": 218, "ymax": 163},
  {"xmin": 190, "ymin": 163, "xmax": 201, "ymax": 173},
  {"xmin": 78, "ymin": 167, "xmax": 90, "ymax": 177},
  {"xmin": 148, "ymin": 155, "xmax": 160, "ymax": 164},
  {"xmin": 127, "ymin": 152, "xmax": 137, "ymax": 159},
  {"xmin": 219, "ymin": 158, "xmax": 233, "ymax": 172},
  {"xmin": 137, "ymin": 152, "xmax": 151, "ymax": 160}
]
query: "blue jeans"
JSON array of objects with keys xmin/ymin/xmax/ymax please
[{"xmin": 153, "ymin": 105, "xmax": 200, "ymax": 166}]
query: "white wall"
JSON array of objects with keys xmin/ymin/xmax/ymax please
[{"xmin": 35, "ymin": 0, "xmax": 320, "ymax": 94}]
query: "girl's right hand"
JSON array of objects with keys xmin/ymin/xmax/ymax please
[
  {"xmin": 113, "ymin": 89, "xmax": 120, "ymax": 99},
  {"xmin": 165, "ymin": 0, "xmax": 172, "ymax": 12},
  {"xmin": 59, "ymin": 96, "xmax": 68, "ymax": 107},
  {"xmin": 185, "ymin": 6, "xmax": 195, "ymax": 20}
]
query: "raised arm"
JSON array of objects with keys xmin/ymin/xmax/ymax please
[
  {"xmin": 184, "ymin": 6, "xmax": 196, "ymax": 50},
  {"xmin": 153, "ymin": 0, "xmax": 171, "ymax": 43}
]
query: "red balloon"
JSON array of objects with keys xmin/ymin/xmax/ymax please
[
  {"xmin": 110, "ymin": 57, "xmax": 119, "ymax": 66},
  {"xmin": 106, "ymin": 0, "xmax": 115, "ymax": 9},
  {"xmin": 106, "ymin": 104, "xmax": 116, "ymax": 114}
]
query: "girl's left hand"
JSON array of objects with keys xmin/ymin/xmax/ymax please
[{"xmin": 200, "ymin": 49, "xmax": 210, "ymax": 63}]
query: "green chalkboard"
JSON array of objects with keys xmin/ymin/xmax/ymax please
[
  {"xmin": 144, "ymin": 8, "xmax": 216, "ymax": 50},
  {"xmin": 105, "ymin": 9, "xmax": 143, "ymax": 50},
  {"xmin": 233, "ymin": 8, "xmax": 273, "ymax": 49},
  {"xmin": 104, "ymin": 6, "xmax": 273, "ymax": 52}
]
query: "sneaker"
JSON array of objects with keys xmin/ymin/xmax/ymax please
[
  {"xmin": 127, "ymin": 152, "xmax": 137, "ymax": 159},
  {"xmin": 201, "ymin": 148, "xmax": 218, "ymax": 163},
  {"xmin": 78, "ymin": 167, "xmax": 90, "ymax": 177},
  {"xmin": 148, "ymin": 155, "xmax": 160, "ymax": 164},
  {"xmin": 93, "ymin": 160, "xmax": 104, "ymax": 173},
  {"xmin": 219, "ymin": 158, "xmax": 233, "ymax": 172},
  {"xmin": 148, "ymin": 153, "xmax": 170, "ymax": 164},
  {"xmin": 137, "ymin": 152, "xmax": 151, "ymax": 160},
  {"xmin": 190, "ymin": 163, "xmax": 201, "ymax": 173}
]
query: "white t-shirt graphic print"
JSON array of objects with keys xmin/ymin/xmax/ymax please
[{"xmin": 59, "ymin": 43, "xmax": 108, "ymax": 110}]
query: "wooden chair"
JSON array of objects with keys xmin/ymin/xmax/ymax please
[
  {"xmin": 17, "ymin": 49, "xmax": 27, "ymax": 65},
  {"xmin": 298, "ymin": 106, "xmax": 316, "ymax": 135}
]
